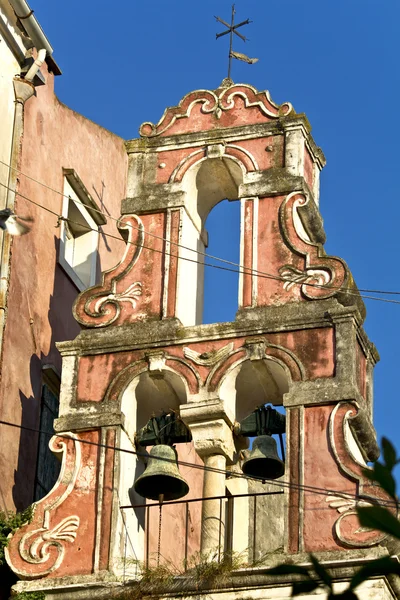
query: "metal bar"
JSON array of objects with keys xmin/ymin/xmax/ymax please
[
  {"xmin": 184, "ymin": 502, "xmax": 189, "ymax": 571},
  {"xmin": 218, "ymin": 497, "xmax": 223, "ymax": 562},
  {"xmin": 215, "ymin": 15, "xmax": 231, "ymax": 28},
  {"xmin": 227, "ymin": 495, "xmax": 234, "ymax": 557},
  {"xmin": 121, "ymin": 489, "xmax": 284, "ymax": 510},
  {"xmin": 232, "ymin": 18, "xmax": 251, "ymax": 29},
  {"xmin": 252, "ymin": 494, "xmax": 257, "ymax": 565},
  {"xmin": 145, "ymin": 505, "xmax": 150, "ymax": 569},
  {"xmin": 216, "ymin": 29, "xmax": 231, "ymax": 39},
  {"xmin": 228, "ymin": 4, "xmax": 235, "ymax": 79},
  {"xmin": 233, "ymin": 29, "xmax": 247, "ymax": 42}
]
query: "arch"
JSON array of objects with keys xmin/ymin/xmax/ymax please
[
  {"xmin": 180, "ymin": 153, "xmax": 245, "ymax": 222},
  {"xmin": 113, "ymin": 366, "xmax": 190, "ymax": 573},
  {"xmin": 175, "ymin": 153, "xmax": 246, "ymax": 326},
  {"xmin": 208, "ymin": 341, "xmax": 304, "ymax": 396},
  {"xmin": 218, "ymin": 356, "xmax": 291, "ymax": 423}
]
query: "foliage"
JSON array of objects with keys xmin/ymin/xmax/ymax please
[
  {"xmin": 14, "ymin": 593, "xmax": 45, "ymax": 600},
  {"xmin": 0, "ymin": 506, "xmax": 33, "ymax": 566},
  {"xmin": 268, "ymin": 437, "xmax": 400, "ymax": 598},
  {"xmin": 118, "ymin": 550, "xmax": 249, "ymax": 600}
]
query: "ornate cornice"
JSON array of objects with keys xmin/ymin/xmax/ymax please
[{"xmin": 139, "ymin": 83, "xmax": 293, "ymax": 138}]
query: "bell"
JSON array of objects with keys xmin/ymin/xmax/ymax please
[
  {"xmin": 242, "ymin": 435, "xmax": 284, "ymax": 480},
  {"xmin": 134, "ymin": 444, "xmax": 189, "ymax": 502}
]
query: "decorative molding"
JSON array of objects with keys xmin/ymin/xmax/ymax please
[
  {"xmin": 183, "ymin": 342, "xmax": 234, "ymax": 366},
  {"xmin": 6, "ymin": 434, "xmax": 81, "ymax": 578},
  {"xmin": 328, "ymin": 403, "xmax": 394, "ymax": 548},
  {"xmin": 73, "ymin": 215, "xmax": 144, "ymax": 328},
  {"xmin": 325, "ymin": 495, "xmax": 379, "ymax": 546},
  {"xmin": 280, "ymin": 265, "xmax": 331, "ymax": 291},
  {"xmin": 169, "ymin": 143, "xmax": 257, "ymax": 184},
  {"xmin": 207, "ymin": 339, "xmax": 304, "ymax": 392},
  {"xmin": 140, "ymin": 84, "xmax": 293, "ymax": 138},
  {"xmin": 279, "ymin": 193, "xmax": 349, "ymax": 300}
]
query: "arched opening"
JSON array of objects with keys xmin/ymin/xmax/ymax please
[
  {"xmin": 202, "ymin": 199, "xmax": 241, "ymax": 324},
  {"xmin": 219, "ymin": 357, "xmax": 289, "ymax": 560},
  {"xmin": 114, "ymin": 368, "xmax": 203, "ymax": 574},
  {"xmin": 176, "ymin": 156, "xmax": 244, "ymax": 326}
]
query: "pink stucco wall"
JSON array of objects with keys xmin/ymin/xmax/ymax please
[{"xmin": 0, "ymin": 64, "xmax": 128, "ymax": 511}]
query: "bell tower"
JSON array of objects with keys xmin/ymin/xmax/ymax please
[{"xmin": 6, "ymin": 81, "xmax": 392, "ymax": 599}]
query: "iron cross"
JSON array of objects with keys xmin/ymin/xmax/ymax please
[{"xmin": 215, "ymin": 4, "xmax": 254, "ymax": 79}]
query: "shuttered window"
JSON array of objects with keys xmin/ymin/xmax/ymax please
[{"xmin": 34, "ymin": 383, "xmax": 61, "ymax": 501}]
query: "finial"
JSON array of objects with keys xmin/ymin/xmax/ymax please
[{"xmin": 215, "ymin": 4, "xmax": 259, "ymax": 80}]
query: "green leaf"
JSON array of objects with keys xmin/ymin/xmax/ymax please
[
  {"xmin": 363, "ymin": 463, "xmax": 396, "ymax": 499},
  {"xmin": 292, "ymin": 580, "xmax": 320, "ymax": 595},
  {"xmin": 357, "ymin": 505, "xmax": 400, "ymax": 539},
  {"xmin": 349, "ymin": 556, "xmax": 400, "ymax": 591},
  {"xmin": 382, "ymin": 437, "xmax": 397, "ymax": 471},
  {"xmin": 267, "ymin": 564, "xmax": 311, "ymax": 577},
  {"xmin": 309, "ymin": 554, "xmax": 332, "ymax": 588}
]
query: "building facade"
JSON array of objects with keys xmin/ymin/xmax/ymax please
[
  {"xmin": 0, "ymin": 0, "xmax": 127, "ymax": 521},
  {"xmin": 3, "ymin": 71, "xmax": 398, "ymax": 600}
]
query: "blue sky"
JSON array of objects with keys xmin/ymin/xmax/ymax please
[{"xmin": 32, "ymin": 1, "xmax": 400, "ymax": 460}]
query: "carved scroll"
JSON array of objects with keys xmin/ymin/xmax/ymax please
[
  {"xmin": 6, "ymin": 434, "xmax": 81, "ymax": 578},
  {"xmin": 328, "ymin": 402, "xmax": 395, "ymax": 547},
  {"xmin": 279, "ymin": 193, "xmax": 349, "ymax": 300},
  {"xmin": 139, "ymin": 83, "xmax": 293, "ymax": 137},
  {"xmin": 73, "ymin": 215, "xmax": 144, "ymax": 327}
]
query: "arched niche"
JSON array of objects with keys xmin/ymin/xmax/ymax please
[
  {"xmin": 176, "ymin": 156, "xmax": 244, "ymax": 326},
  {"xmin": 112, "ymin": 368, "xmax": 188, "ymax": 575},
  {"xmin": 185, "ymin": 157, "xmax": 244, "ymax": 222},
  {"xmin": 121, "ymin": 367, "xmax": 188, "ymax": 440},
  {"xmin": 219, "ymin": 358, "xmax": 290, "ymax": 423},
  {"xmin": 219, "ymin": 358, "xmax": 289, "ymax": 560}
]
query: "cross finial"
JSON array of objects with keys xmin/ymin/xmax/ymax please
[{"xmin": 215, "ymin": 4, "xmax": 258, "ymax": 80}]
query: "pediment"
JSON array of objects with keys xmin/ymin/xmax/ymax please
[{"xmin": 139, "ymin": 82, "xmax": 294, "ymax": 138}]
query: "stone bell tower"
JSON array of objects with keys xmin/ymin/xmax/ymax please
[{"xmin": 7, "ymin": 80, "xmax": 394, "ymax": 599}]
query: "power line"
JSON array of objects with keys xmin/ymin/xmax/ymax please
[
  {"xmin": 2, "ymin": 180, "xmax": 400, "ymax": 308},
  {"xmin": 2, "ymin": 160, "xmax": 400, "ymax": 300},
  {"xmin": 0, "ymin": 418, "xmax": 397, "ymax": 510}
]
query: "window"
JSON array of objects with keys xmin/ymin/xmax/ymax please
[
  {"xmin": 34, "ymin": 367, "xmax": 61, "ymax": 501},
  {"xmin": 59, "ymin": 169, "xmax": 106, "ymax": 290}
]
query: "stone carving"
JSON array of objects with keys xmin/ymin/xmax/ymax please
[
  {"xmin": 328, "ymin": 403, "xmax": 393, "ymax": 547},
  {"xmin": 326, "ymin": 495, "xmax": 378, "ymax": 542},
  {"xmin": 94, "ymin": 281, "xmax": 142, "ymax": 313},
  {"xmin": 169, "ymin": 144, "xmax": 258, "ymax": 183},
  {"xmin": 183, "ymin": 343, "xmax": 234, "ymax": 366},
  {"xmin": 6, "ymin": 434, "xmax": 81, "ymax": 578},
  {"xmin": 279, "ymin": 193, "xmax": 348, "ymax": 300},
  {"xmin": 279, "ymin": 265, "xmax": 331, "ymax": 291},
  {"xmin": 73, "ymin": 215, "xmax": 144, "ymax": 327},
  {"xmin": 139, "ymin": 83, "xmax": 293, "ymax": 137},
  {"xmin": 18, "ymin": 515, "xmax": 80, "ymax": 573}
]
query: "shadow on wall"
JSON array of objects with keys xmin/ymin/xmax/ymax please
[{"xmin": 12, "ymin": 236, "xmax": 81, "ymax": 510}]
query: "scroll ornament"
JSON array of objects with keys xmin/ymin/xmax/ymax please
[
  {"xmin": 279, "ymin": 193, "xmax": 349, "ymax": 300},
  {"xmin": 139, "ymin": 83, "xmax": 293, "ymax": 137},
  {"xmin": 5, "ymin": 434, "xmax": 81, "ymax": 578},
  {"xmin": 73, "ymin": 215, "xmax": 144, "ymax": 328},
  {"xmin": 328, "ymin": 403, "xmax": 395, "ymax": 547}
]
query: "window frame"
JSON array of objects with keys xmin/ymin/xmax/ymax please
[{"xmin": 58, "ymin": 169, "xmax": 106, "ymax": 291}]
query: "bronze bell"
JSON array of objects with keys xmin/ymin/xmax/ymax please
[
  {"xmin": 134, "ymin": 444, "xmax": 189, "ymax": 501},
  {"xmin": 242, "ymin": 435, "xmax": 284, "ymax": 480}
]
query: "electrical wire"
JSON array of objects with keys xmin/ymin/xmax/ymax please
[
  {"xmin": 0, "ymin": 418, "xmax": 397, "ymax": 510},
  {"xmin": 2, "ymin": 180, "xmax": 400, "ymax": 308},
  {"xmin": 2, "ymin": 160, "xmax": 400, "ymax": 300}
]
